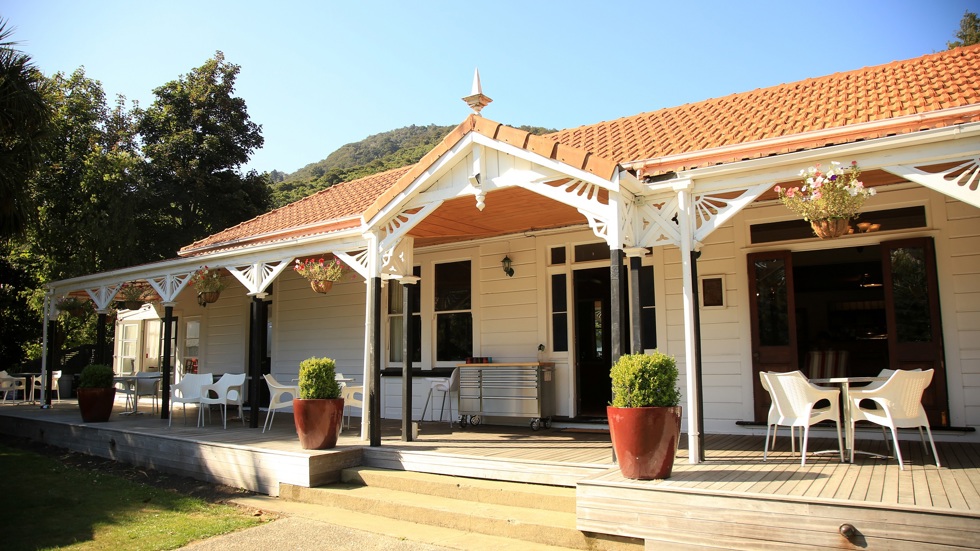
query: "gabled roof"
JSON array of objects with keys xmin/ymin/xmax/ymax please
[{"xmin": 183, "ymin": 45, "xmax": 980, "ymax": 255}]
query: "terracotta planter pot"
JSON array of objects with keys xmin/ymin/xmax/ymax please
[
  {"xmin": 607, "ymin": 405, "xmax": 682, "ymax": 480},
  {"xmin": 810, "ymin": 218, "xmax": 850, "ymax": 239},
  {"xmin": 293, "ymin": 398, "xmax": 345, "ymax": 449},
  {"xmin": 310, "ymin": 280, "xmax": 334, "ymax": 294},
  {"xmin": 78, "ymin": 387, "xmax": 116, "ymax": 423}
]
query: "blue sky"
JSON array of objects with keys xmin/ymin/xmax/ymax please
[{"xmin": 2, "ymin": 0, "xmax": 977, "ymax": 174}]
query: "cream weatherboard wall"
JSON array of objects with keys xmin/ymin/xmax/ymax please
[{"xmin": 942, "ymin": 195, "xmax": 980, "ymax": 429}]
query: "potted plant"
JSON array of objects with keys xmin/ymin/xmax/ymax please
[
  {"xmin": 77, "ymin": 364, "xmax": 116, "ymax": 422},
  {"xmin": 55, "ymin": 296, "xmax": 91, "ymax": 318},
  {"xmin": 774, "ymin": 160, "xmax": 876, "ymax": 239},
  {"xmin": 190, "ymin": 265, "xmax": 226, "ymax": 304},
  {"xmin": 293, "ymin": 356, "xmax": 344, "ymax": 449},
  {"xmin": 607, "ymin": 351, "xmax": 682, "ymax": 480},
  {"xmin": 118, "ymin": 282, "xmax": 148, "ymax": 310},
  {"xmin": 293, "ymin": 257, "xmax": 347, "ymax": 294}
]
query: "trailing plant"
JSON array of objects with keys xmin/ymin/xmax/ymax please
[
  {"xmin": 190, "ymin": 266, "xmax": 226, "ymax": 293},
  {"xmin": 298, "ymin": 356, "xmax": 341, "ymax": 400},
  {"xmin": 118, "ymin": 282, "xmax": 149, "ymax": 303},
  {"xmin": 610, "ymin": 352, "xmax": 680, "ymax": 408},
  {"xmin": 55, "ymin": 296, "xmax": 91, "ymax": 314},
  {"xmin": 774, "ymin": 161, "xmax": 876, "ymax": 222},
  {"xmin": 293, "ymin": 257, "xmax": 347, "ymax": 282},
  {"xmin": 79, "ymin": 364, "xmax": 114, "ymax": 389}
]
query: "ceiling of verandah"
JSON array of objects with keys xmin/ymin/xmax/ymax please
[{"xmin": 405, "ymin": 185, "xmax": 592, "ymax": 248}]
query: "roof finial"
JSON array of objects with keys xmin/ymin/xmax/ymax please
[{"xmin": 462, "ymin": 68, "xmax": 492, "ymax": 116}]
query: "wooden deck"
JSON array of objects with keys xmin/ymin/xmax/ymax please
[{"xmin": 2, "ymin": 400, "xmax": 978, "ymax": 549}]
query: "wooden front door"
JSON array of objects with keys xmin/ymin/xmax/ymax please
[
  {"xmin": 881, "ymin": 237, "xmax": 949, "ymax": 426},
  {"xmin": 747, "ymin": 250, "xmax": 798, "ymax": 422}
]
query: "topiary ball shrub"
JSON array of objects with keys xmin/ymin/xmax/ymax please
[
  {"xmin": 610, "ymin": 352, "xmax": 680, "ymax": 408},
  {"xmin": 298, "ymin": 357, "xmax": 341, "ymax": 400},
  {"xmin": 79, "ymin": 364, "xmax": 114, "ymax": 389}
]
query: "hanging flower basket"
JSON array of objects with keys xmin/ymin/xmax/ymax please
[
  {"xmin": 310, "ymin": 280, "xmax": 334, "ymax": 294},
  {"xmin": 810, "ymin": 218, "xmax": 851, "ymax": 239},
  {"xmin": 199, "ymin": 291, "xmax": 221, "ymax": 304},
  {"xmin": 294, "ymin": 257, "xmax": 348, "ymax": 294},
  {"xmin": 775, "ymin": 161, "xmax": 876, "ymax": 239},
  {"xmin": 123, "ymin": 301, "xmax": 143, "ymax": 310},
  {"xmin": 55, "ymin": 297, "xmax": 90, "ymax": 318}
]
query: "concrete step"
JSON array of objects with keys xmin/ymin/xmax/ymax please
[
  {"xmin": 340, "ymin": 466, "xmax": 577, "ymax": 513},
  {"xmin": 231, "ymin": 495, "xmax": 574, "ymax": 551},
  {"xmin": 278, "ymin": 468, "xmax": 642, "ymax": 551}
]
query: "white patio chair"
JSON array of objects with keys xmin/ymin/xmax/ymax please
[
  {"xmin": 759, "ymin": 371, "xmax": 799, "ymax": 460},
  {"xmin": 199, "ymin": 373, "xmax": 246, "ymax": 429},
  {"xmin": 169, "ymin": 373, "xmax": 212, "ymax": 427},
  {"xmin": 762, "ymin": 370, "xmax": 845, "ymax": 465},
  {"xmin": 0, "ymin": 371, "xmax": 26, "ymax": 404},
  {"xmin": 262, "ymin": 374, "xmax": 299, "ymax": 433},
  {"xmin": 848, "ymin": 369, "xmax": 940, "ymax": 469},
  {"xmin": 420, "ymin": 367, "xmax": 459, "ymax": 424},
  {"xmin": 33, "ymin": 370, "xmax": 62, "ymax": 402},
  {"xmin": 135, "ymin": 372, "xmax": 161, "ymax": 415},
  {"xmin": 341, "ymin": 384, "xmax": 363, "ymax": 429}
]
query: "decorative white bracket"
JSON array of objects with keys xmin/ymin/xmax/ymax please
[
  {"xmin": 334, "ymin": 249, "xmax": 369, "ymax": 280},
  {"xmin": 883, "ymin": 157, "xmax": 980, "ymax": 209},
  {"xmin": 380, "ymin": 237, "xmax": 415, "ymax": 279},
  {"xmin": 226, "ymin": 259, "xmax": 293, "ymax": 296},
  {"xmin": 378, "ymin": 202, "xmax": 442, "ymax": 253},
  {"xmin": 85, "ymin": 284, "xmax": 121, "ymax": 312},
  {"xmin": 693, "ymin": 182, "xmax": 774, "ymax": 244},
  {"xmin": 147, "ymin": 272, "xmax": 193, "ymax": 303}
]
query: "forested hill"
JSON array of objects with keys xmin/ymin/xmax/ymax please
[{"xmin": 268, "ymin": 123, "xmax": 556, "ymax": 208}]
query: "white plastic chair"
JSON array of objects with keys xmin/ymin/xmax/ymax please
[
  {"xmin": 420, "ymin": 367, "xmax": 459, "ymax": 424},
  {"xmin": 199, "ymin": 373, "xmax": 246, "ymax": 429},
  {"xmin": 763, "ymin": 370, "xmax": 845, "ymax": 465},
  {"xmin": 262, "ymin": 374, "xmax": 299, "ymax": 433},
  {"xmin": 341, "ymin": 385, "xmax": 363, "ymax": 429},
  {"xmin": 33, "ymin": 370, "xmax": 62, "ymax": 402},
  {"xmin": 169, "ymin": 373, "xmax": 212, "ymax": 427},
  {"xmin": 848, "ymin": 369, "xmax": 940, "ymax": 469},
  {"xmin": 135, "ymin": 372, "xmax": 161, "ymax": 414},
  {"xmin": 759, "ymin": 371, "xmax": 799, "ymax": 459},
  {"xmin": 0, "ymin": 371, "xmax": 26, "ymax": 404}
]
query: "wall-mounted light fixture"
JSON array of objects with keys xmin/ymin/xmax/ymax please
[
  {"xmin": 501, "ymin": 255, "xmax": 514, "ymax": 277},
  {"xmin": 197, "ymin": 293, "xmax": 208, "ymax": 307}
]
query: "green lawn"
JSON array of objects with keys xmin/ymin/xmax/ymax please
[{"xmin": 0, "ymin": 442, "xmax": 263, "ymax": 550}]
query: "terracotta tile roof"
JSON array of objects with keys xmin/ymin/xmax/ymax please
[
  {"xmin": 179, "ymin": 166, "xmax": 412, "ymax": 255},
  {"xmin": 547, "ymin": 45, "xmax": 980, "ymax": 177},
  {"xmin": 186, "ymin": 45, "xmax": 980, "ymax": 253}
]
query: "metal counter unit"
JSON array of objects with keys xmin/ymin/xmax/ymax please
[{"xmin": 457, "ymin": 362, "xmax": 554, "ymax": 430}]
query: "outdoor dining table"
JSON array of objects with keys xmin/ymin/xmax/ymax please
[
  {"xmin": 811, "ymin": 376, "xmax": 887, "ymax": 462},
  {"xmin": 113, "ymin": 373, "xmax": 162, "ymax": 415}
]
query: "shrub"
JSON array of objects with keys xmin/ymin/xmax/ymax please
[
  {"xmin": 610, "ymin": 352, "xmax": 680, "ymax": 408},
  {"xmin": 79, "ymin": 364, "xmax": 114, "ymax": 389},
  {"xmin": 298, "ymin": 357, "xmax": 340, "ymax": 399}
]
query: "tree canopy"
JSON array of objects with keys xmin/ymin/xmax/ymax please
[
  {"xmin": 948, "ymin": 10, "xmax": 980, "ymax": 49},
  {"xmin": 0, "ymin": 18, "xmax": 51, "ymax": 237}
]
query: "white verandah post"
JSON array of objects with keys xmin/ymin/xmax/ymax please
[{"xmin": 675, "ymin": 180, "xmax": 702, "ymax": 464}]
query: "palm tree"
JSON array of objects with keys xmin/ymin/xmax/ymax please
[{"xmin": 0, "ymin": 18, "xmax": 50, "ymax": 237}]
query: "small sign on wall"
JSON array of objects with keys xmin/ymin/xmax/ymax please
[{"xmin": 699, "ymin": 275, "xmax": 727, "ymax": 309}]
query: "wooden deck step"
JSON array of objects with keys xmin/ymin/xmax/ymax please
[{"xmin": 279, "ymin": 468, "xmax": 642, "ymax": 551}]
